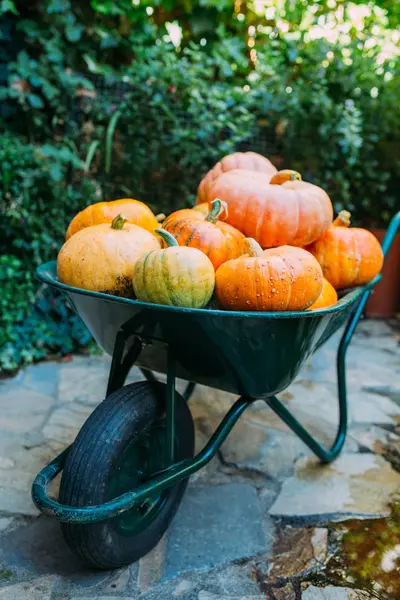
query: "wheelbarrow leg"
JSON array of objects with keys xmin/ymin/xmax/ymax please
[
  {"xmin": 266, "ymin": 211, "xmax": 400, "ymax": 462},
  {"xmin": 266, "ymin": 287, "xmax": 371, "ymax": 463},
  {"xmin": 166, "ymin": 349, "xmax": 176, "ymax": 463}
]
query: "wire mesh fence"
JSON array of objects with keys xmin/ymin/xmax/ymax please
[{"xmin": 70, "ymin": 76, "xmax": 287, "ymax": 211}]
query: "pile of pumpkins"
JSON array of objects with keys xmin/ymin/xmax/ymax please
[{"xmin": 57, "ymin": 151, "xmax": 384, "ymax": 312}]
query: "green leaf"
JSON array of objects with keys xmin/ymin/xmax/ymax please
[
  {"xmin": 27, "ymin": 94, "xmax": 44, "ymax": 108},
  {"xmin": 0, "ymin": 0, "xmax": 18, "ymax": 15},
  {"xmin": 65, "ymin": 23, "xmax": 84, "ymax": 42},
  {"xmin": 49, "ymin": 164, "xmax": 63, "ymax": 181},
  {"xmin": 47, "ymin": 0, "xmax": 71, "ymax": 13}
]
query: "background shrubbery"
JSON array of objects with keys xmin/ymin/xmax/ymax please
[{"xmin": 1, "ymin": 0, "xmax": 399, "ymax": 371}]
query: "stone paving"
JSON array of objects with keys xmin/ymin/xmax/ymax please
[{"xmin": 0, "ymin": 320, "xmax": 399, "ymax": 600}]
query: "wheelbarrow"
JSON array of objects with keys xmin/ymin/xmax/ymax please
[{"xmin": 32, "ymin": 212, "xmax": 400, "ymax": 569}]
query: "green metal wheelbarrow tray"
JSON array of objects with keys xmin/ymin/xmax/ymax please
[{"xmin": 32, "ymin": 212, "xmax": 400, "ymax": 569}]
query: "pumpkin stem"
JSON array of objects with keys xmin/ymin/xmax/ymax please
[
  {"xmin": 270, "ymin": 170, "xmax": 302, "ymax": 185},
  {"xmin": 155, "ymin": 228, "xmax": 179, "ymax": 247},
  {"xmin": 205, "ymin": 198, "xmax": 228, "ymax": 223},
  {"xmin": 156, "ymin": 213, "xmax": 166, "ymax": 223},
  {"xmin": 243, "ymin": 238, "xmax": 264, "ymax": 257},
  {"xmin": 111, "ymin": 213, "xmax": 128, "ymax": 230},
  {"xmin": 333, "ymin": 210, "xmax": 351, "ymax": 227}
]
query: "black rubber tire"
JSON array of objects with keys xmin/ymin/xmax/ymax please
[{"xmin": 59, "ymin": 381, "xmax": 194, "ymax": 569}]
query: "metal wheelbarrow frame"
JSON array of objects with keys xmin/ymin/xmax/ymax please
[{"xmin": 31, "ymin": 211, "xmax": 400, "ymax": 568}]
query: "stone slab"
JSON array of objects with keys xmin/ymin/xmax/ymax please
[
  {"xmin": 0, "ymin": 432, "xmax": 57, "ymax": 516},
  {"xmin": 0, "ymin": 576, "xmax": 57, "ymax": 600},
  {"xmin": 58, "ymin": 363, "xmax": 109, "ymax": 405},
  {"xmin": 0, "ymin": 389, "xmax": 53, "ymax": 434},
  {"xmin": 269, "ymin": 453, "xmax": 400, "ymax": 523},
  {"xmin": 164, "ymin": 483, "xmax": 269, "ymax": 580},
  {"xmin": 138, "ymin": 562, "xmax": 265, "ymax": 600},
  {"xmin": 42, "ymin": 405, "xmax": 89, "ymax": 445},
  {"xmin": 302, "ymin": 586, "xmax": 371, "ymax": 600},
  {"xmin": 19, "ymin": 362, "xmax": 61, "ymax": 398}
]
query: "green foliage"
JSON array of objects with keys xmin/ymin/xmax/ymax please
[
  {"xmin": 0, "ymin": 133, "xmax": 97, "ymax": 372},
  {"xmin": 0, "ymin": 255, "xmax": 92, "ymax": 371},
  {"xmin": 1, "ymin": 0, "xmax": 399, "ymax": 371}
]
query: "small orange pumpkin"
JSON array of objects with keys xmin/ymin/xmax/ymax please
[
  {"xmin": 307, "ymin": 278, "xmax": 338, "ymax": 310},
  {"xmin": 204, "ymin": 169, "xmax": 333, "ymax": 248},
  {"xmin": 132, "ymin": 229, "xmax": 215, "ymax": 308},
  {"xmin": 58, "ymin": 214, "xmax": 160, "ymax": 297},
  {"xmin": 306, "ymin": 211, "xmax": 384, "ymax": 290},
  {"xmin": 215, "ymin": 240, "xmax": 323, "ymax": 311},
  {"xmin": 197, "ymin": 152, "xmax": 277, "ymax": 204},
  {"xmin": 65, "ymin": 198, "xmax": 159, "ymax": 240},
  {"xmin": 163, "ymin": 199, "xmax": 245, "ymax": 270}
]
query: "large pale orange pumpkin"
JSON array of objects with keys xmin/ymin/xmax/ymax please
[
  {"xmin": 163, "ymin": 199, "xmax": 246, "ymax": 270},
  {"xmin": 306, "ymin": 211, "xmax": 384, "ymax": 290},
  {"xmin": 58, "ymin": 214, "xmax": 160, "ymax": 297},
  {"xmin": 197, "ymin": 151, "xmax": 277, "ymax": 204},
  {"xmin": 65, "ymin": 198, "xmax": 159, "ymax": 240},
  {"xmin": 215, "ymin": 240, "xmax": 323, "ymax": 311},
  {"xmin": 307, "ymin": 278, "xmax": 338, "ymax": 310},
  {"xmin": 203, "ymin": 169, "xmax": 333, "ymax": 248}
]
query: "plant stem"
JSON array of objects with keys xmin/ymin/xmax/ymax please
[
  {"xmin": 155, "ymin": 228, "xmax": 179, "ymax": 247},
  {"xmin": 111, "ymin": 213, "xmax": 128, "ymax": 229}
]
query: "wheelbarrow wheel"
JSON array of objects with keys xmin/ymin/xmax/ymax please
[{"xmin": 59, "ymin": 381, "xmax": 194, "ymax": 569}]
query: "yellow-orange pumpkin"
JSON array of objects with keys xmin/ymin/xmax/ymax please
[
  {"xmin": 307, "ymin": 278, "xmax": 338, "ymax": 310},
  {"xmin": 215, "ymin": 240, "xmax": 323, "ymax": 311},
  {"xmin": 197, "ymin": 152, "xmax": 277, "ymax": 204},
  {"xmin": 306, "ymin": 211, "xmax": 384, "ymax": 289},
  {"xmin": 192, "ymin": 202, "xmax": 210, "ymax": 215},
  {"xmin": 58, "ymin": 214, "xmax": 160, "ymax": 297},
  {"xmin": 203, "ymin": 169, "xmax": 333, "ymax": 248},
  {"xmin": 163, "ymin": 199, "xmax": 246, "ymax": 270},
  {"xmin": 132, "ymin": 229, "xmax": 215, "ymax": 308},
  {"xmin": 65, "ymin": 198, "xmax": 159, "ymax": 240}
]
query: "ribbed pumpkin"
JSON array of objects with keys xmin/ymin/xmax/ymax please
[
  {"xmin": 58, "ymin": 214, "xmax": 160, "ymax": 297},
  {"xmin": 306, "ymin": 211, "xmax": 384, "ymax": 290},
  {"xmin": 307, "ymin": 278, "xmax": 338, "ymax": 310},
  {"xmin": 133, "ymin": 229, "xmax": 215, "ymax": 308},
  {"xmin": 197, "ymin": 151, "xmax": 277, "ymax": 204},
  {"xmin": 192, "ymin": 202, "xmax": 210, "ymax": 215},
  {"xmin": 163, "ymin": 199, "xmax": 245, "ymax": 270},
  {"xmin": 215, "ymin": 240, "xmax": 323, "ymax": 311},
  {"xmin": 202, "ymin": 169, "xmax": 333, "ymax": 248},
  {"xmin": 163, "ymin": 207, "xmax": 208, "ymax": 230},
  {"xmin": 65, "ymin": 198, "xmax": 159, "ymax": 240}
]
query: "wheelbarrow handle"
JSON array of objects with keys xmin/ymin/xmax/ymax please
[
  {"xmin": 31, "ymin": 395, "xmax": 253, "ymax": 523},
  {"xmin": 381, "ymin": 211, "xmax": 400, "ymax": 258}
]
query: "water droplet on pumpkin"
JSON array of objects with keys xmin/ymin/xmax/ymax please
[
  {"xmin": 246, "ymin": 300, "xmax": 251, "ymax": 305},
  {"xmin": 271, "ymin": 288, "xmax": 276, "ymax": 293}
]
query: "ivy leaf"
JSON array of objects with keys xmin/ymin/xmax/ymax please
[
  {"xmin": 47, "ymin": 0, "xmax": 71, "ymax": 14},
  {"xmin": 27, "ymin": 93, "xmax": 44, "ymax": 108},
  {"xmin": 65, "ymin": 23, "xmax": 85, "ymax": 42},
  {"xmin": 0, "ymin": 0, "xmax": 18, "ymax": 15},
  {"xmin": 49, "ymin": 164, "xmax": 63, "ymax": 181}
]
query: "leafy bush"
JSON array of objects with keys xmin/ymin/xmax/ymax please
[
  {"xmin": 0, "ymin": 133, "xmax": 97, "ymax": 372},
  {"xmin": 0, "ymin": 255, "xmax": 92, "ymax": 371}
]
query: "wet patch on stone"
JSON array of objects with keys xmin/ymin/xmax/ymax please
[
  {"xmin": 325, "ymin": 505, "xmax": 400, "ymax": 600},
  {"xmin": 255, "ymin": 525, "xmax": 328, "ymax": 599}
]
